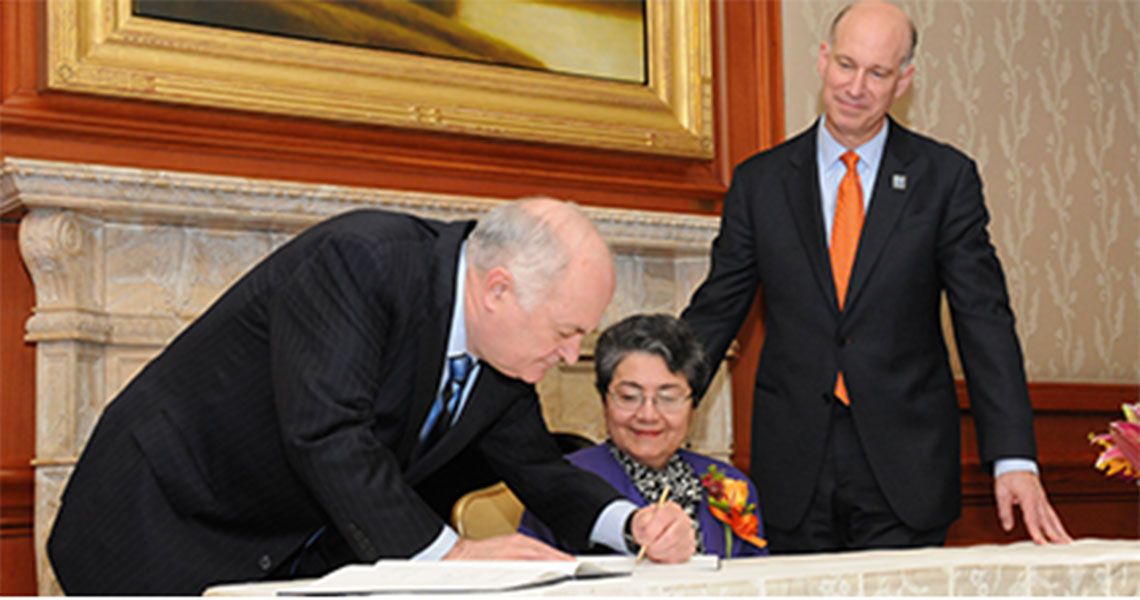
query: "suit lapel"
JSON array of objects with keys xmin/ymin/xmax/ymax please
[
  {"xmin": 844, "ymin": 121, "xmax": 920, "ymax": 311},
  {"xmin": 396, "ymin": 221, "xmax": 474, "ymax": 468},
  {"xmin": 783, "ymin": 123, "xmax": 838, "ymax": 314},
  {"xmin": 403, "ymin": 368, "xmax": 502, "ymax": 482}
]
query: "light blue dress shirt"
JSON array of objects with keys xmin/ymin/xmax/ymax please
[
  {"xmin": 817, "ymin": 115, "xmax": 887, "ymax": 244},
  {"xmin": 815, "ymin": 117, "xmax": 1037, "ymax": 480}
]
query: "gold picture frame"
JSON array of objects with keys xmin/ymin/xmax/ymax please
[{"xmin": 47, "ymin": 0, "xmax": 712, "ymax": 158}]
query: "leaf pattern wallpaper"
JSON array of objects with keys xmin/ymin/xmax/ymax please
[{"xmin": 783, "ymin": 0, "xmax": 1139, "ymax": 382}]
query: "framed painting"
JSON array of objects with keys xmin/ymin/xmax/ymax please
[{"xmin": 47, "ymin": 0, "xmax": 713, "ymax": 158}]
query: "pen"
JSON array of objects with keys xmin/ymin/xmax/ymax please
[{"xmin": 635, "ymin": 484, "xmax": 671, "ymax": 563}]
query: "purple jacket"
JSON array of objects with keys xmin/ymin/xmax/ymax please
[{"xmin": 518, "ymin": 444, "xmax": 768, "ymax": 558}]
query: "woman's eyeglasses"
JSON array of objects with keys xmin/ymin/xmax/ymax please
[{"xmin": 607, "ymin": 388, "xmax": 692, "ymax": 414}]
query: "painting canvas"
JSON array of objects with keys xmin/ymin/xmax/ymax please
[
  {"xmin": 48, "ymin": 0, "xmax": 711, "ymax": 157},
  {"xmin": 133, "ymin": 0, "xmax": 646, "ymax": 83}
]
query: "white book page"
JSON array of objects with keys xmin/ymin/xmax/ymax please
[
  {"xmin": 634, "ymin": 554, "xmax": 720, "ymax": 572},
  {"xmin": 577, "ymin": 554, "xmax": 720, "ymax": 573},
  {"xmin": 277, "ymin": 555, "xmax": 719, "ymax": 595},
  {"xmin": 278, "ymin": 560, "xmax": 611, "ymax": 595}
]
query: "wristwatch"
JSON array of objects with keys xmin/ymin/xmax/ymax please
[{"xmin": 622, "ymin": 512, "xmax": 641, "ymax": 554}]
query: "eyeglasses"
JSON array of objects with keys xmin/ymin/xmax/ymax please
[{"xmin": 607, "ymin": 388, "xmax": 693, "ymax": 414}]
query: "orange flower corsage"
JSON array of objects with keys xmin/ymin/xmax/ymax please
[{"xmin": 700, "ymin": 465, "xmax": 767, "ymax": 557}]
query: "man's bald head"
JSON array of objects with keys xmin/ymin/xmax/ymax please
[
  {"xmin": 829, "ymin": 1, "xmax": 918, "ymax": 68},
  {"xmin": 816, "ymin": 0, "xmax": 918, "ymax": 148}
]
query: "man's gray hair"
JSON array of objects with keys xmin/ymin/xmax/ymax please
[
  {"xmin": 467, "ymin": 200, "xmax": 574, "ymax": 311},
  {"xmin": 828, "ymin": 2, "xmax": 919, "ymax": 67}
]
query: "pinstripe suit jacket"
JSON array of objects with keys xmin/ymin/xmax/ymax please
[
  {"xmin": 683, "ymin": 119, "xmax": 1037, "ymax": 533},
  {"xmin": 48, "ymin": 209, "xmax": 621, "ymax": 594}
]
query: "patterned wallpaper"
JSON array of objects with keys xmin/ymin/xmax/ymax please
[{"xmin": 781, "ymin": 0, "xmax": 1139, "ymax": 383}]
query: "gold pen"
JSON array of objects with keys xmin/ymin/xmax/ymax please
[{"xmin": 635, "ymin": 484, "xmax": 671, "ymax": 563}]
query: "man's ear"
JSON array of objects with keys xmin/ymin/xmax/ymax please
[
  {"xmin": 479, "ymin": 266, "xmax": 515, "ymax": 312},
  {"xmin": 816, "ymin": 42, "xmax": 830, "ymax": 78},
  {"xmin": 895, "ymin": 63, "xmax": 917, "ymax": 99}
]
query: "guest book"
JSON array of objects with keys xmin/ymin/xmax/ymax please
[{"xmin": 277, "ymin": 555, "xmax": 720, "ymax": 595}]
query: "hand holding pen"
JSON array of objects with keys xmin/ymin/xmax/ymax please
[
  {"xmin": 636, "ymin": 485, "xmax": 671, "ymax": 562},
  {"xmin": 630, "ymin": 484, "xmax": 695, "ymax": 564}
]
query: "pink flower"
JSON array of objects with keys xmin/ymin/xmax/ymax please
[{"xmin": 1090, "ymin": 403, "xmax": 1140, "ymax": 481}]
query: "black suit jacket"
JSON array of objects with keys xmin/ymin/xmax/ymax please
[
  {"xmin": 683, "ymin": 119, "xmax": 1036, "ymax": 531},
  {"xmin": 48, "ymin": 210, "xmax": 621, "ymax": 595}
]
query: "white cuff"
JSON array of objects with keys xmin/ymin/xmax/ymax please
[
  {"xmin": 412, "ymin": 525, "xmax": 459, "ymax": 560},
  {"xmin": 590, "ymin": 499, "xmax": 639, "ymax": 555},
  {"xmin": 994, "ymin": 458, "xmax": 1039, "ymax": 478}
]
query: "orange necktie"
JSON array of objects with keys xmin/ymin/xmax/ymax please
[{"xmin": 830, "ymin": 150, "xmax": 864, "ymax": 405}]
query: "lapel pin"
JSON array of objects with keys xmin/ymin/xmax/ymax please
[{"xmin": 892, "ymin": 174, "xmax": 907, "ymax": 191}]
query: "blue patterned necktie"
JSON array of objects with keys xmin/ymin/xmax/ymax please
[{"xmin": 416, "ymin": 354, "xmax": 474, "ymax": 456}]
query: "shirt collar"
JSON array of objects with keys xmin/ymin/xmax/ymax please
[
  {"xmin": 817, "ymin": 114, "xmax": 890, "ymax": 170},
  {"xmin": 447, "ymin": 243, "xmax": 470, "ymax": 359}
]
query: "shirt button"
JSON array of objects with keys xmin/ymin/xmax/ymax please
[{"xmin": 258, "ymin": 554, "xmax": 273, "ymax": 571}]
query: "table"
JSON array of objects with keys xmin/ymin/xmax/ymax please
[{"xmin": 206, "ymin": 538, "xmax": 1140, "ymax": 596}]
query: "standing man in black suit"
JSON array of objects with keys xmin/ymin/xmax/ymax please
[
  {"xmin": 48, "ymin": 198, "xmax": 695, "ymax": 594},
  {"xmin": 682, "ymin": 0, "xmax": 1071, "ymax": 553}
]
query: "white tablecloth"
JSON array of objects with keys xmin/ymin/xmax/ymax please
[{"xmin": 206, "ymin": 538, "xmax": 1140, "ymax": 596}]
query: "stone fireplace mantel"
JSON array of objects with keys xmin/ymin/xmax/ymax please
[{"xmin": 1, "ymin": 157, "xmax": 731, "ymax": 593}]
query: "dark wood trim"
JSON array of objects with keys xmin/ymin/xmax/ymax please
[
  {"xmin": 0, "ymin": 218, "xmax": 36, "ymax": 595},
  {"xmin": 952, "ymin": 381, "xmax": 1139, "ymax": 543},
  {"xmin": 732, "ymin": 370, "xmax": 1139, "ymax": 543},
  {"xmin": 719, "ymin": 0, "xmax": 784, "ymax": 473},
  {"xmin": 962, "ymin": 380, "xmax": 1139, "ymax": 411},
  {"xmin": 0, "ymin": 469, "xmax": 33, "ymax": 533}
]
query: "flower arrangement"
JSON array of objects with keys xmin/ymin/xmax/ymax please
[
  {"xmin": 700, "ymin": 465, "xmax": 766, "ymax": 557},
  {"xmin": 1089, "ymin": 402, "xmax": 1140, "ymax": 481}
]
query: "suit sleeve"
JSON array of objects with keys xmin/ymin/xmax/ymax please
[
  {"xmin": 516, "ymin": 510, "xmax": 564, "ymax": 550},
  {"xmin": 267, "ymin": 236, "xmax": 445, "ymax": 560},
  {"xmin": 476, "ymin": 389, "xmax": 623, "ymax": 551},
  {"xmin": 937, "ymin": 158, "xmax": 1037, "ymax": 464},
  {"xmin": 682, "ymin": 167, "xmax": 763, "ymax": 373}
]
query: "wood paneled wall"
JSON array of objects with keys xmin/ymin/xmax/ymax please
[
  {"xmin": 948, "ymin": 383, "xmax": 1140, "ymax": 544},
  {"xmin": 726, "ymin": 373, "xmax": 1140, "ymax": 544},
  {"xmin": 0, "ymin": 215, "xmax": 36, "ymax": 596}
]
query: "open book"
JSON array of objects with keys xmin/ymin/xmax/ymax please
[{"xmin": 277, "ymin": 555, "xmax": 720, "ymax": 596}]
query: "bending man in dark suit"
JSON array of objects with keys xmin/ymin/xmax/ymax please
[
  {"xmin": 49, "ymin": 198, "xmax": 695, "ymax": 594},
  {"xmin": 682, "ymin": 0, "xmax": 1070, "ymax": 552}
]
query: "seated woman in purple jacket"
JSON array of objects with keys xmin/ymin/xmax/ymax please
[{"xmin": 519, "ymin": 314, "xmax": 768, "ymax": 558}]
